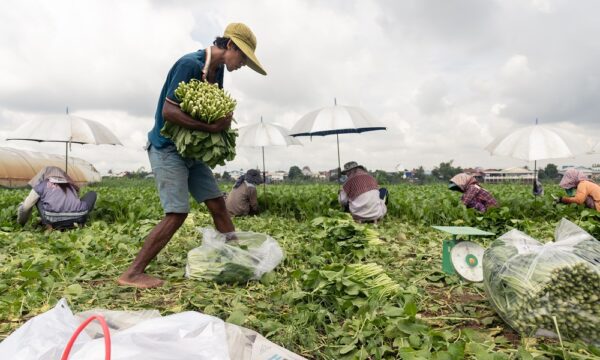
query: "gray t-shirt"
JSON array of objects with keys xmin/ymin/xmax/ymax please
[{"xmin": 34, "ymin": 180, "xmax": 88, "ymax": 213}]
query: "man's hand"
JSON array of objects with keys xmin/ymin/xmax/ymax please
[
  {"xmin": 209, "ymin": 113, "xmax": 233, "ymax": 133},
  {"xmin": 163, "ymin": 100, "xmax": 233, "ymax": 133}
]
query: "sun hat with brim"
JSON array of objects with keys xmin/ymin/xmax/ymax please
[
  {"xmin": 224, "ymin": 23, "xmax": 267, "ymax": 76},
  {"xmin": 341, "ymin": 161, "xmax": 366, "ymax": 175},
  {"xmin": 448, "ymin": 182, "xmax": 461, "ymax": 191}
]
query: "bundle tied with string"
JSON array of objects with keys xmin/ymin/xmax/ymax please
[{"xmin": 483, "ymin": 218, "xmax": 600, "ymax": 344}]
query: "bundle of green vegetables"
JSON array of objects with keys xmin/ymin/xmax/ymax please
[
  {"xmin": 311, "ymin": 214, "xmax": 382, "ymax": 261},
  {"xmin": 161, "ymin": 79, "xmax": 237, "ymax": 168},
  {"xmin": 483, "ymin": 220, "xmax": 600, "ymax": 343},
  {"xmin": 302, "ymin": 262, "xmax": 401, "ymax": 302},
  {"xmin": 186, "ymin": 247, "xmax": 256, "ymax": 284},
  {"xmin": 186, "ymin": 229, "xmax": 283, "ymax": 285}
]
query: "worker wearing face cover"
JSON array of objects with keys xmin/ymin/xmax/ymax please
[{"xmin": 557, "ymin": 168, "xmax": 600, "ymax": 211}]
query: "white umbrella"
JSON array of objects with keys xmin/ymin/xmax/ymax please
[
  {"xmin": 289, "ymin": 99, "xmax": 386, "ymax": 180},
  {"xmin": 6, "ymin": 112, "xmax": 122, "ymax": 174},
  {"xmin": 485, "ymin": 122, "xmax": 592, "ymax": 193},
  {"xmin": 238, "ymin": 117, "xmax": 301, "ymax": 202}
]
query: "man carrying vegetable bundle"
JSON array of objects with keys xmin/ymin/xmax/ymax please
[
  {"xmin": 338, "ymin": 161, "xmax": 388, "ymax": 223},
  {"xmin": 118, "ymin": 23, "xmax": 267, "ymax": 288}
]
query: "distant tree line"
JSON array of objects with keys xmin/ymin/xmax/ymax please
[{"xmin": 212, "ymin": 161, "xmax": 563, "ymax": 185}]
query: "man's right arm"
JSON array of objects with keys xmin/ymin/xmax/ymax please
[{"xmin": 162, "ymin": 100, "xmax": 232, "ymax": 133}]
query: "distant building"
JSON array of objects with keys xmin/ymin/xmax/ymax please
[
  {"xmin": 484, "ymin": 167, "xmax": 534, "ymax": 183},
  {"xmin": 317, "ymin": 171, "xmax": 329, "ymax": 180},
  {"xmin": 267, "ymin": 170, "xmax": 287, "ymax": 182},
  {"xmin": 463, "ymin": 167, "xmax": 485, "ymax": 182},
  {"xmin": 229, "ymin": 169, "xmax": 244, "ymax": 180},
  {"xmin": 559, "ymin": 165, "xmax": 600, "ymax": 180},
  {"xmin": 302, "ymin": 166, "xmax": 313, "ymax": 177}
]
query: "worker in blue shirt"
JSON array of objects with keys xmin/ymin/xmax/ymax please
[{"xmin": 118, "ymin": 23, "xmax": 267, "ymax": 288}]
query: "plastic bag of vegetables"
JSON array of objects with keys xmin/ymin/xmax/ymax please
[
  {"xmin": 483, "ymin": 218, "xmax": 599, "ymax": 344},
  {"xmin": 185, "ymin": 228, "xmax": 284, "ymax": 284},
  {"xmin": 161, "ymin": 79, "xmax": 238, "ymax": 168}
]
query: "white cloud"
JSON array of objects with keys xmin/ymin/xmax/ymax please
[
  {"xmin": 1, "ymin": 0, "xmax": 600, "ymax": 175},
  {"xmin": 501, "ymin": 55, "xmax": 531, "ymax": 79}
]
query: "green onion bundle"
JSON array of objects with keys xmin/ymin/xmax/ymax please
[
  {"xmin": 161, "ymin": 79, "xmax": 237, "ymax": 168},
  {"xmin": 345, "ymin": 263, "xmax": 402, "ymax": 299},
  {"xmin": 303, "ymin": 262, "xmax": 401, "ymax": 301},
  {"xmin": 483, "ymin": 220, "xmax": 600, "ymax": 343}
]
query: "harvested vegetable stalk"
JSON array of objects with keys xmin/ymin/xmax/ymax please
[{"xmin": 161, "ymin": 79, "xmax": 237, "ymax": 168}]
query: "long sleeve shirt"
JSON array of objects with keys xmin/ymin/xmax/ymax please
[
  {"xmin": 561, "ymin": 180, "xmax": 600, "ymax": 211},
  {"xmin": 339, "ymin": 189, "xmax": 387, "ymax": 221},
  {"xmin": 461, "ymin": 185, "xmax": 498, "ymax": 212},
  {"xmin": 17, "ymin": 180, "xmax": 89, "ymax": 225},
  {"xmin": 225, "ymin": 182, "xmax": 259, "ymax": 216}
]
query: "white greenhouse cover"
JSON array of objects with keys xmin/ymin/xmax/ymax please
[{"xmin": 0, "ymin": 147, "xmax": 101, "ymax": 188}]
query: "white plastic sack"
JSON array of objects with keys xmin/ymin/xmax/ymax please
[
  {"xmin": 0, "ymin": 299, "xmax": 230, "ymax": 360},
  {"xmin": 186, "ymin": 228, "xmax": 284, "ymax": 284},
  {"xmin": 225, "ymin": 323, "xmax": 306, "ymax": 360},
  {"xmin": 0, "ymin": 300, "xmax": 306, "ymax": 360},
  {"xmin": 483, "ymin": 218, "xmax": 600, "ymax": 343},
  {"xmin": 74, "ymin": 308, "xmax": 161, "ymax": 338},
  {"xmin": 0, "ymin": 299, "xmax": 85, "ymax": 360}
]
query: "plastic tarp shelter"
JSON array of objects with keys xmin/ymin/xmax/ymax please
[{"xmin": 0, "ymin": 147, "xmax": 101, "ymax": 188}]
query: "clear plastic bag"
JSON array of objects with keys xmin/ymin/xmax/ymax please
[
  {"xmin": 185, "ymin": 228, "xmax": 284, "ymax": 284},
  {"xmin": 483, "ymin": 219, "xmax": 600, "ymax": 343}
]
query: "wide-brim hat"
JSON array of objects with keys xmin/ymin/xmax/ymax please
[
  {"xmin": 341, "ymin": 161, "xmax": 366, "ymax": 175},
  {"xmin": 224, "ymin": 23, "xmax": 267, "ymax": 76}
]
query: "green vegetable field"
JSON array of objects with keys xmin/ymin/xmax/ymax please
[{"xmin": 1, "ymin": 179, "xmax": 599, "ymax": 359}]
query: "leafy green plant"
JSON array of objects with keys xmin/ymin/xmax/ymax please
[{"xmin": 161, "ymin": 79, "xmax": 238, "ymax": 167}]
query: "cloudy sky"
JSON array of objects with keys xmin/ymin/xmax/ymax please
[{"xmin": 1, "ymin": 0, "xmax": 599, "ymax": 175}]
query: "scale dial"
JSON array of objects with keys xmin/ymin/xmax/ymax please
[{"xmin": 450, "ymin": 241, "xmax": 485, "ymax": 282}]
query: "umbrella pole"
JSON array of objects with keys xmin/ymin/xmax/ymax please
[
  {"xmin": 336, "ymin": 133, "xmax": 341, "ymax": 183},
  {"xmin": 65, "ymin": 142, "xmax": 68, "ymax": 174},
  {"xmin": 533, "ymin": 160, "xmax": 537, "ymax": 195},
  {"xmin": 262, "ymin": 146, "xmax": 267, "ymax": 208}
]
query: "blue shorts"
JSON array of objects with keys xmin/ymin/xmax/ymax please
[{"xmin": 148, "ymin": 144, "xmax": 222, "ymax": 213}]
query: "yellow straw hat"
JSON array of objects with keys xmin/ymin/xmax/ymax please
[{"xmin": 224, "ymin": 23, "xmax": 267, "ymax": 76}]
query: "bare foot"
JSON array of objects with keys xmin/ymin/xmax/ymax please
[{"xmin": 117, "ymin": 272, "xmax": 164, "ymax": 288}]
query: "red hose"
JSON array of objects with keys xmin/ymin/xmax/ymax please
[{"xmin": 60, "ymin": 314, "xmax": 111, "ymax": 360}]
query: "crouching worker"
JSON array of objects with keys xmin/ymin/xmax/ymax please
[
  {"xmin": 557, "ymin": 168, "xmax": 600, "ymax": 211},
  {"xmin": 17, "ymin": 166, "xmax": 97, "ymax": 229},
  {"xmin": 338, "ymin": 161, "xmax": 388, "ymax": 223},
  {"xmin": 449, "ymin": 173, "xmax": 497, "ymax": 212},
  {"xmin": 226, "ymin": 169, "xmax": 262, "ymax": 216}
]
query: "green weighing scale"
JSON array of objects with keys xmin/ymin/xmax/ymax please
[{"xmin": 432, "ymin": 226, "xmax": 494, "ymax": 282}]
